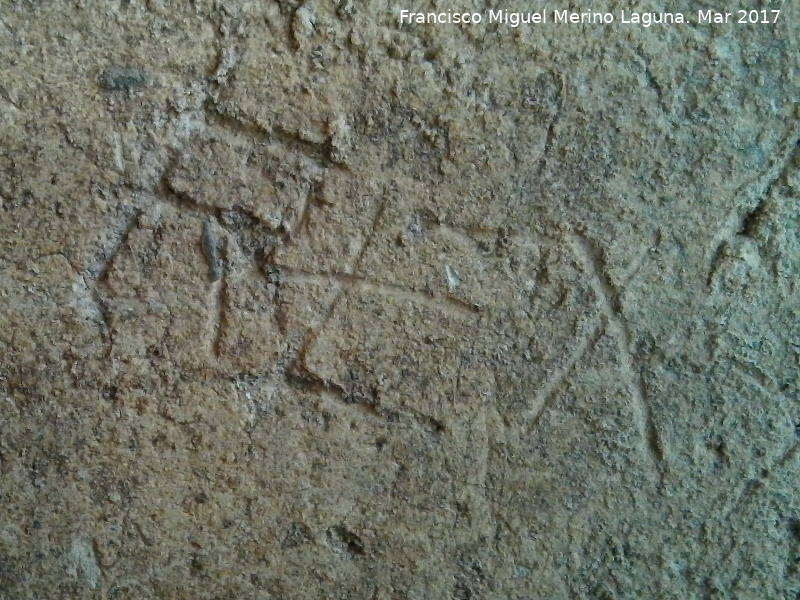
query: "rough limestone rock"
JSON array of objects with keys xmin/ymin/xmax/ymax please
[{"xmin": 1, "ymin": 2, "xmax": 798, "ymax": 598}]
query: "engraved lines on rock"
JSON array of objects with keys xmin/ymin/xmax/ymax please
[
  {"xmin": 700, "ymin": 129, "xmax": 800, "ymax": 527},
  {"xmin": 572, "ymin": 232, "xmax": 666, "ymax": 480},
  {"xmin": 706, "ymin": 126, "xmax": 800, "ymax": 288},
  {"xmin": 518, "ymin": 230, "xmax": 667, "ymax": 483},
  {"xmin": 711, "ymin": 437, "xmax": 800, "ymax": 582},
  {"xmin": 280, "ymin": 193, "xmax": 476, "ymax": 436},
  {"xmin": 89, "ymin": 183, "xmax": 670, "ymax": 468},
  {"xmin": 89, "ymin": 66, "xmax": 664, "ymax": 467},
  {"xmin": 532, "ymin": 69, "xmax": 565, "ymax": 177},
  {"xmin": 83, "ymin": 209, "xmax": 143, "ymax": 350},
  {"xmin": 720, "ymin": 436, "xmax": 800, "ymax": 524},
  {"xmin": 102, "ymin": 91, "xmax": 345, "ymax": 340},
  {"xmin": 87, "ymin": 104, "xmax": 482, "ymax": 437}
]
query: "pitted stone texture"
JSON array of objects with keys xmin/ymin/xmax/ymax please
[{"xmin": 1, "ymin": 1, "xmax": 799, "ymax": 598}]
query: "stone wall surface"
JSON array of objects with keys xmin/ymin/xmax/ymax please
[{"xmin": 0, "ymin": 1, "xmax": 798, "ymax": 598}]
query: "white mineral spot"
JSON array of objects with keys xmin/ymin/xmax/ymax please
[
  {"xmin": 174, "ymin": 110, "xmax": 207, "ymax": 138},
  {"xmin": 329, "ymin": 115, "xmax": 352, "ymax": 163},
  {"xmin": 70, "ymin": 276, "xmax": 105, "ymax": 325},
  {"xmin": 294, "ymin": 6, "xmax": 316, "ymax": 40},
  {"xmin": 64, "ymin": 538, "xmax": 102, "ymax": 589},
  {"xmin": 445, "ymin": 264, "xmax": 460, "ymax": 290},
  {"xmin": 112, "ymin": 132, "xmax": 124, "ymax": 173}
]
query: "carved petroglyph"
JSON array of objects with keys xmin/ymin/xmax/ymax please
[
  {"xmin": 564, "ymin": 233, "xmax": 665, "ymax": 480},
  {"xmin": 84, "ymin": 84, "xmax": 674, "ymax": 468}
]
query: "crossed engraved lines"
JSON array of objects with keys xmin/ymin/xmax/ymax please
[
  {"xmin": 103, "ymin": 189, "xmax": 800, "ymax": 546},
  {"xmin": 519, "ymin": 232, "xmax": 667, "ymax": 482},
  {"xmin": 706, "ymin": 129, "xmax": 800, "ymax": 526},
  {"xmin": 707, "ymin": 126, "xmax": 800, "ymax": 284},
  {"xmin": 86, "ymin": 85, "xmax": 680, "ymax": 482},
  {"xmin": 180, "ymin": 196, "xmax": 481, "ymax": 359},
  {"xmin": 88, "ymin": 114, "xmax": 675, "ymax": 470},
  {"xmin": 91, "ymin": 189, "xmax": 672, "ymax": 488},
  {"xmin": 530, "ymin": 130, "xmax": 800, "ymax": 489},
  {"xmin": 88, "ymin": 96, "xmax": 676, "ymax": 473}
]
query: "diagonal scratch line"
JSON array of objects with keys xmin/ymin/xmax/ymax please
[
  {"xmin": 523, "ymin": 239, "xmax": 654, "ymax": 431},
  {"xmin": 93, "ymin": 210, "xmax": 142, "ymax": 284},
  {"xmin": 524, "ymin": 320, "xmax": 605, "ymax": 433},
  {"xmin": 281, "ymin": 269, "xmax": 480, "ymax": 317},
  {"xmin": 292, "ymin": 193, "xmax": 390, "ymax": 368},
  {"xmin": 82, "ymin": 210, "xmax": 143, "ymax": 352},
  {"xmin": 209, "ymin": 277, "xmax": 227, "ymax": 358},
  {"xmin": 716, "ymin": 440, "xmax": 800, "ymax": 572},
  {"xmin": 567, "ymin": 232, "xmax": 666, "ymax": 481},
  {"xmin": 708, "ymin": 128, "xmax": 800, "ymax": 258},
  {"xmin": 722, "ymin": 441, "xmax": 800, "ymax": 523}
]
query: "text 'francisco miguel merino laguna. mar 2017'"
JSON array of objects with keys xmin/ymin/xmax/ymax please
[{"xmin": 398, "ymin": 9, "xmax": 782, "ymax": 27}]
